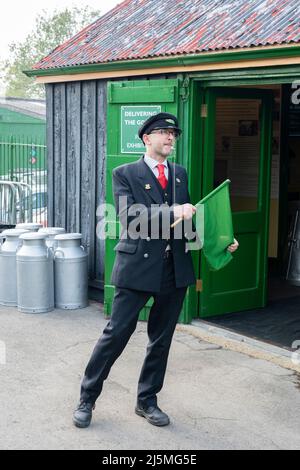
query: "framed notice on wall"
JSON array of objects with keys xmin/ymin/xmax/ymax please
[{"xmin": 121, "ymin": 106, "xmax": 161, "ymax": 154}]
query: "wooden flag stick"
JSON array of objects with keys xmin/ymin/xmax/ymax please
[
  {"xmin": 171, "ymin": 217, "xmax": 183, "ymax": 228},
  {"xmin": 170, "ymin": 179, "xmax": 231, "ymax": 229}
]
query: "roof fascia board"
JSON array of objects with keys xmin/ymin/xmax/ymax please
[
  {"xmin": 33, "ymin": 57, "xmax": 300, "ymax": 85},
  {"xmin": 191, "ymin": 64, "xmax": 300, "ymax": 80},
  {"xmin": 24, "ymin": 44, "xmax": 300, "ymax": 78}
]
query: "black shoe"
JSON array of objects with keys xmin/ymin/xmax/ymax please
[
  {"xmin": 73, "ymin": 401, "xmax": 95, "ymax": 428},
  {"xmin": 135, "ymin": 403, "xmax": 170, "ymax": 427}
]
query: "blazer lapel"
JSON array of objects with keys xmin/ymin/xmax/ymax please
[
  {"xmin": 137, "ymin": 157, "xmax": 163, "ymax": 204},
  {"xmin": 168, "ymin": 161, "xmax": 185, "ymax": 204}
]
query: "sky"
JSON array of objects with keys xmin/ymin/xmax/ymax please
[
  {"xmin": 0, "ymin": 0, "xmax": 122, "ymax": 93},
  {"xmin": 0, "ymin": 0, "xmax": 121, "ymax": 61}
]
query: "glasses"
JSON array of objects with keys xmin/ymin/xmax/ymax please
[{"xmin": 150, "ymin": 129, "xmax": 179, "ymax": 139}]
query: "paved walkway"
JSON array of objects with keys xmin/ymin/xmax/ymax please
[{"xmin": 0, "ymin": 302, "xmax": 300, "ymax": 450}]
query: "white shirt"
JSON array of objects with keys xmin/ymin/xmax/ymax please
[
  {"xmin": 144, "ymin": 154, "xmax": 169, "ymax": 180},
  {"xmin": 144, "ymin": 155, "xmax": 171, "ymax": 252}
]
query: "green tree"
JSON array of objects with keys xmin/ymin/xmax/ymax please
[{"xmin": 2, "ymin": 6, "xmax": 100, "ymax": 98}]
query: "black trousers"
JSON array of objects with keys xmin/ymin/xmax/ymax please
[{"xmin": 80, "ymin": 256, "xmax": 187, "ymax": 407}]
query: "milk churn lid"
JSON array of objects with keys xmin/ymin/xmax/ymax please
[
  {"xmin": 19, "ymin": 232, "xmax": 48, "ymax": 240},
  {"xmin": 16, "ymin": 223, "xmax": 43, "ymax": 230},
  {"xmin": 1, "ymin": 229, "xmax": 29, "ymax": 237},
  {"xmin": 39, "ymin": 227, "xmax": 66, "ymax": 235},
  {"xmin": 54, "ymin": 233, "xmax": 82, "ymax": 240}
]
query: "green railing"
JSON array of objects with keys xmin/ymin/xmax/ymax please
[{"xmin": 0, "ymin": 136, "xmax": 47, "ymax": 226}]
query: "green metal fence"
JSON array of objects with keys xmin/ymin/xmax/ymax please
[{"xmin": 0, "ymin": 135, "xmax": 47, "ymax": 226}]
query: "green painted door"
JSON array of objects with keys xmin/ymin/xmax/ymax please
[
  {"xmin": 199, "ymin": 87, "xmax": 273, "ymax": 317},
  {"xmin": 104, "ymin": 79, "xmax": 180, "ymax": 319}
]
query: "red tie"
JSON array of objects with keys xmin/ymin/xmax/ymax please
[{"xmin": 157, "ymin": 164, "xmax": 168, "ymax": 190}]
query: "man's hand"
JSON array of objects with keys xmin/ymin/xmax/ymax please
[
  {"xmin": 227, "ymin": 238, "xmax": 239, "ymax": 253},
  {"xmin": 173, "ymin": 203, "xmax": 197, "ymax": 221}
]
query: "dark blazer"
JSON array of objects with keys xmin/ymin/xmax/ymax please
[{"xmin": 111, "ymin": 156, "xmax": 197, "ymax": 292}]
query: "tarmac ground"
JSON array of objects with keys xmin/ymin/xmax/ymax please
[{"xmin": 0, "ymin": 301, "xmax": 300, "ymax": 450}]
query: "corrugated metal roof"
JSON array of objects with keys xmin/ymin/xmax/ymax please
[
  {"xmin": 33, "ymin": 0, "xmax": 300, "ymax": 71},
  {"xmin": 0, "ymin": 97, "xmax": 46, "ymax": 119}
]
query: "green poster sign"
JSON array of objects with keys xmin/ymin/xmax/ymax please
[{"xmin": 121, "ymin": 105, "xmax": 161, "ymax": 154}]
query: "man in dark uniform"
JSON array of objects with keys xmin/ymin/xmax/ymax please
[{"xmin": 73, "ymin": 112, "xmax": 238, "ymax": 428}]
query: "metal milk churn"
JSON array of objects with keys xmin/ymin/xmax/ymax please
[
  {"xmin": 0, "ymin": 229, "xmax": 29, "ymax": 306},
  {"xmin": 38, "ymin": 227, "xmax": 66, "ymax": 249},
  {"xmin": 286, "ymin": 207, "xmax": 300, "ymax": 286},
  {"xmin": 16, "ymin": 222, "xmax": 43, "ymax": 232},
  {"xmin": 54, "ymin": 233, "xmax": 88, "ymax": 309},
  {"xmin": 16, "ymin": 232, "xmax": 54, "ymax": 313}
]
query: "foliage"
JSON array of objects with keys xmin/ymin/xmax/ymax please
[{"xmin": 1, "ymin": 6, "xmax": 100, "ymax": 98}]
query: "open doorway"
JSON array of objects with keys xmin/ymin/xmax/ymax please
[
  {"xmin": 200, "ymin": 84, "xmax": 300, "ymax": 350},
  {"xmin": 268, "ymin": 84, "xmax": 300, "ymax": 303}
]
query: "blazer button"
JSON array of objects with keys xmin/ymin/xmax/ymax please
[
  {"xmin": 144, "ymin": 253, "xmax": 149, "ymax": 258},
  {"xmin": 146, "ymin": 237, "xmax": 151, "ymax": 242}
]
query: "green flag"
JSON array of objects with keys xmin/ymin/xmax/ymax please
[{"xmin": 196, "ymin": 179, "xmax": 234, "ymax": 271}]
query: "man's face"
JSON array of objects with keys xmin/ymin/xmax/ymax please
[{"xmin": 144, "ymin": 129, "xmax": 177, "ymax": 157}]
